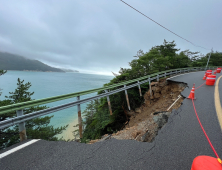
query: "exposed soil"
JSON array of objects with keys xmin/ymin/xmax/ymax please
[{"xmin": 88, "ymin": 78, "xmax": 187, "ymax": 144}]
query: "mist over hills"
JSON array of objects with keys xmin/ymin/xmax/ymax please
[
  {"xmin": 60, "ymin": 68, "xmax": 79, "ymax": 72},
  {"xmin": 0, "ymin": 52, "xmax": 65, "ymax": 72}
]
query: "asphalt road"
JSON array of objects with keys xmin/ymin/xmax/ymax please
[{"xmin": 1, "ymin": 71, "xmax": 222, "ymax": 170}]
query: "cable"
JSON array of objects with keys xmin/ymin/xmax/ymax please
[
  {"xmin": 192, "ymin": 99, "xmax": 220, "ymax": 159},
  {"xmin": 120, "ymin": 0, "xmax": 211, "ymax": 51},
  {"xmin": 195, "ymin": 82, "xmax": 206, "ymax": 90}
]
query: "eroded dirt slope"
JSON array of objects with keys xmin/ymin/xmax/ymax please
[{"xmin": 89, "ymin": 79, "xmax": 186, "ymax": 144}]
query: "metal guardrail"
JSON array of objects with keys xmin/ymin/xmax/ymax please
[
  {"xmin": 0, "ymin": 66, "xmax": 219, "ymax": 141},
  {"xmin": 0, "ymin": 67, "xmax": 208, "ymax": 114}
]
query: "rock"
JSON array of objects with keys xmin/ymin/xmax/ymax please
[
  {"xmin": 99, "ymin": 134, "xmax": 112, "ymax": 142},
  {"xmin": 131, "ymin": 131, "xmax": 138, "ymax": 138},
  {"xmin": 131, "ymin": 130, "xmax": 142, "ymax": 139},
  {"xmin": 154, "ymin": 92, "xmax": 161, "ymax": 98},
  {"xmin": 127, "ymin": 110, "xmax": 135, "ymax": 117},
  {"xmin": 135, "ymin": 108, "xmax": 141, "ymax": 113},
  {"xmin": 144, "ymin": 93, "xmax": 149, "ymax": 100},
  {"xmin": 88, "ymin": 139, "xmax": 100, "ymax": 144},
  {"xmin": 153, "ymin": 113, "xmax": 169, "ymax": 129},
  {"xmin": 163, "ymin": 104, "xmax": 168, "ymax": 107},
  {"xmin": 161, "ymin": 86, "xmax": 170, "ymax": 94},
  {"xmin": 162, "ymin": 111, "xmax": 171, "ymax": 117},
  {"xmin": 141, "ymin": 131, "xmax": 150, "ymax": 142},
  {"xmin": 159, "ymin": 82, "xmax": 167, "ymax": 87},
  {"xmin": 145, "ymin": 100, "xmax": 151, "ymax": 106},
  {"xmin": 141, "ymin": 129, "xmax": 158, "ymax": 142},
  {"xmin": 150, "ymin": 82, "xmax": 158, "ymax": 86},
  {"xmin": 158, "ymin": 114, "xmax": 168, "ymax": 128},
  {"xmin": 151, "ymin": 86, "xmax": 156, "ymax": 91},
  {"xmin": 153, "ymin": 86, "xmax": 161, "ymax": 93}
]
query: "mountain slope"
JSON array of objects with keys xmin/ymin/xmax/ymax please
[{"xmin": 0, "ymin": 52, "xmax": 64, "ymax": 72}]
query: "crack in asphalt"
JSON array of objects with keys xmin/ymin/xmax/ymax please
[{"xmin": 73, "ymin": 140, "xmax": 110, "ymax": 169}]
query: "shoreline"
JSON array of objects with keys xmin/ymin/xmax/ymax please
[
  {"xmin": 58, "ymin": 118, "xmax": 79, "ymax": 140},
  {"xmin": 6, "ymin": 70, "xmax": 65, "ymax": 73}
]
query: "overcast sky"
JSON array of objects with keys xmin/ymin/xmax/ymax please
[{"xmin": 0, "ymin": 0, "xmax": 221, "ymax": 75}]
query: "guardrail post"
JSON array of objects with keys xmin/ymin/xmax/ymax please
[
  {"xmin": 148, "ymin": 77, "xmax": 152, "ymax": 97},
  {"xmin": 176, "ymin": 70, "xmax": 177, "ymax": 74},
  {"xmin": 164, "ymin": 72, "xmax": 166, "ymax": 78},
  {"xmin": 77, "ymin": 96, "xmax": 83, "ymax": 139},
  {"xmin": 105, "ymin": 90, "xmax": 112, "ymax": 115},
  {"xmin": 157, "ymin": 74, "xmax": 159, "ymax": 81},
  {"xmin": 137, "ymin": 81, "xmax": 142, "ymax": 97},
  {"xmin": 124, "ymin": 85, "xmax": 130, "ymax": 110},
  {"xmin": 16, "ymin": 110, "xmax": 27, "ymax": 142}
]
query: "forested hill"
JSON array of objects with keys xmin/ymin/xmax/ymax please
[{"xmin": 0, "ymin": 52, "xmax": 64, "ymax": 72}]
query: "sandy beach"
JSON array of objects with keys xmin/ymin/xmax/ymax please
[{"xmin": 58, "ymin": 117, "xmax": 79, "ymax": 140}]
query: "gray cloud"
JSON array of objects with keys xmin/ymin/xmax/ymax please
[{"xmin": 0, "ymin": 0, "xmax": 221, "ymax": 75}]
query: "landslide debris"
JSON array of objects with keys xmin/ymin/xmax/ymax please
[{"xmin": 88, "ymin": 78, "xmax": 186, "ymax": 144}]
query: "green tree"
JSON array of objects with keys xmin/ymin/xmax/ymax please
[
  {"xmin": 207, "ymin": 51, "xmax": 222, "ymax": 66},
  {"xmin": 155, "ymin": 39, "xmax": 180, "ymax": 69},
  {"xmin": 0, "ymin": 70, "xmax": 7, "ymax": 76},
  {"xmin": 174, "ymin": 51, "xmax": 190, "ymax": 68},
  {"xmin": 0, "ymin": 70, "xmax": 7, "ymax": 96},
  {"xmin": 0, "ymin": 78, "xmax": 68, "ymax": 150}
]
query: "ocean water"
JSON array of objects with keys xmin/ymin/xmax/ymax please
[{"xmin": 0, "ymin": 71, "xmax": 114, "ymax": 129}]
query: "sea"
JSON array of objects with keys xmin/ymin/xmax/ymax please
[{"xmin": 0, "ymin": 71, "xmax": 114, "ymax": 138}]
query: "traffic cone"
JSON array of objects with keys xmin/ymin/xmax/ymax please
[
  {"xmin": 188, "ymin": 84, "xmax": 196, "ymax": 99},
  {"xmin": 202, "ymin": 73, "xmax": 206, "ymax": 80},
  {"xmin": 214, "ymin": 70, "xmax": 217, "ymax": 74}
]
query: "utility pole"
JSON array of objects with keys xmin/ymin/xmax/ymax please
[{"xmin": 206, "ymin": 48, "xmax": 213, "ymax": 69}]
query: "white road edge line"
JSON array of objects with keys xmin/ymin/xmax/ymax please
[
  {"xmin": 0, "ymin": 139, "xmax": 40, "ymax": 159},
  {"xmin": 167, "ymin": 73, "xmax": 189, "ymax": 80},
  {"xmin": 167, "ymin": 72, "xmax": 199, "ymax": 80}
]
